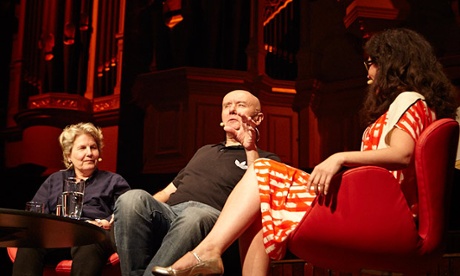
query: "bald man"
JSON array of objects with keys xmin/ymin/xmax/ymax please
[{"xmin": 114, "ymin": 90, "xmax": 280, "ymax": 276}]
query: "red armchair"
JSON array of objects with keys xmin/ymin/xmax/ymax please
[
  {"xmin": 287, "ymin": 118, "xmax": 459, "ymax": 274},
  {"xmin": 7, "ymin": 247, "xmax": 121, "ymax": 275}
]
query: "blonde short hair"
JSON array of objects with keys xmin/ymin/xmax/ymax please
[{"xmin": 59, "ymin": 122, "xmax": 104, "ymax": 169}]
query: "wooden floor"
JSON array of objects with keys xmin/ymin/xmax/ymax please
[
  {"xmin": 267, "ymin": 231, "xmax": 460, "ymax": 276},
  {"xmin": 268, "ymin": 254, "xmax": 460, "ymax": 276}
]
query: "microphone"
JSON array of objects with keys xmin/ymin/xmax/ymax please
[
  {"xmin": 367, "ymin": 79, "xmax": 373, "ymax": 85},
  {"xmin": 220, "ymin": 122, "xmax": 224, "ymax": 127}
]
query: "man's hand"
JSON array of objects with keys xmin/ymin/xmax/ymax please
[{"xmin": 224, "ymin": 113, "xmax": 258, "ymax": 151}]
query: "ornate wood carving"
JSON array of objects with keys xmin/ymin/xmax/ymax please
[{"xmin": 27, "ymin": 93, "xmax": 92, "ymax": 111}]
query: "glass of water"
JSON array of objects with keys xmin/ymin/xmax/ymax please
[
  {"xmin": 62, "ymin": 177, "xmax": 85, "ymax": 219},
  {"xmin": 25, "ymin": 201, "xmax": 45, "ymax": 213},
  {"xmin": 56, "ymin": 195, "xmax": 63, "ymax": 216}
]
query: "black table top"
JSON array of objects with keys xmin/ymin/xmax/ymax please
[{"xmin": 0, "ymin": 208, "xmax": 107, "ymax": 248}]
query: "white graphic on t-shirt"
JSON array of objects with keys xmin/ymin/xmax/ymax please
[{"xmin": 235, "ymin": 160, "xmax": 248, "ymax": 170}]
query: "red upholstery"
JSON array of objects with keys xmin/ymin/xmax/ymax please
[
  {"xmin": 7, "ymin": 247, "xmax": 121, "ymax": 275},
  {"xmin": 287, "ymin": 118, "xmax": 459, "ymax": 274}
]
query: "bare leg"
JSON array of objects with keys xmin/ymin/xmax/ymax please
[
  {"xmin": 239, "ymin": 221, "xmax": 270, "ymax": 276},
  {"xmin": 170, "ymin": 164, "xmax": 262, "ymax": 270}
]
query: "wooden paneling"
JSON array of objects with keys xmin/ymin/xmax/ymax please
[
  {"xmin": 142, "ymin": 103, "xmax": 188, "ymax": 174},
  {"xmin": 189, "ymin": 94, "xmax": 227, "ymax": 149},
  {"xmin": 133, "ymin": 67, "xmax": 299, "ymax": 174},
  {"xmin": 262, "ymin": 105, "xmax": 298, "ymax": 166}
]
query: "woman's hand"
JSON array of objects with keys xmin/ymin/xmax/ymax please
[
  {"xmin": 86, "ymin": 219, "xmax": 112, "ymax": 230},
  {"xmin": 306, "ymin": 153, "xmax": 344, "ymax": 196}
]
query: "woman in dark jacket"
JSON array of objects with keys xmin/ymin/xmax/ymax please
[{"xmin": 13, "ymin": 122, "xmax": 130, "ymax": 276}]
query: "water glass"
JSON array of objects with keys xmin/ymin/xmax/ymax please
[
  {"xmin": 25, "ymin": 201, "xmax": 45, "ymax": 213},
  {"xmin": 56, "ymin": 195, "xmax": 63, "ymax": 216},
  {"xmin": 62, "ymin": 177, "xmax": 85, "ymax": 219}
]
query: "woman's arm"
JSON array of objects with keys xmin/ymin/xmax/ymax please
[{"xmin": 307, "ymin": 127, "xmax": 415, "ymax": 195}]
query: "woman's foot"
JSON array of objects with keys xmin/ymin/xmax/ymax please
[{"xmin": 152, "ymin": 251, "xmax": 224, "ymax": 276}]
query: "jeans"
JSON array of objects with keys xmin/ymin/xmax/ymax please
[{"xmin": 113, "ymin": 189, "xmax": 220, "ymax": 276}]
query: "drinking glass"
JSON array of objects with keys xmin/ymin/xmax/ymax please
[
  {"xmin": 56, "ymin": 195, "xmax": 63, "ymax": 216},
  {"xmin": 25, "ymin": 201, "xmax": 45, "ymax": 213},
  {"xmin": 62, "ymin": 177, "xmax": 85, "ymax": 219}
]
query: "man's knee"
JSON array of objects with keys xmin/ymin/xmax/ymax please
[
  {"xmin": 179, "ymin": 206, "xmax": 219, "ymax": 228},
  {"xmin": 115, "ymin": 189, "xmax": 152, "ymax": 211}
]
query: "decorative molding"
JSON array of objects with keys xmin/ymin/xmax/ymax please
[
  {"xmin": 344, "ymin": 0, "xmax": 400, "ymax": 28},
  {"xmin": 343, "ymin": 0, "xmax": 409, "ymax": 39},
  {"xmin": 23, "ymin": 93, "xmax": 121, "ymax": 126},
  {"xmin": 93, "ymin": 94, "xmax": 120, "ymax": 113},
  {"xmin": 15, "ymin": 93, "xmax": 122, "ymax": 128},
  {"xmin": 28, "ymin": 93, "xmax": 92, "ymax": 112},
  {"xmin": 272, "ymin": 87, "xmax": 296, "ymax": 94}
]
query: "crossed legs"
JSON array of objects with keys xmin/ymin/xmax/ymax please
[{"xmin": 168, "ymin": 164, "xmax": 270, "ymax": 276}]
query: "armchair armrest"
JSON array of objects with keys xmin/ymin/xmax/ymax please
[{"xmin": 288, "ymin": 166, "xmax": 420, "ymax": 272}]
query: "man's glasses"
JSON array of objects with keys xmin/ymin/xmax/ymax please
[{"xmin": 364, "ymin": 59, "xmax": 375, "ymax": 71}]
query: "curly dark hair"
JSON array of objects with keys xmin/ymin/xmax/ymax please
[{"xmin": 360, "ymin": 28, "xmax": 458, "ymax": 125}]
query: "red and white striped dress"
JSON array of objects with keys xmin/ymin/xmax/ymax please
[{"xmin": 254, "ymin": 92, "xmax": 435, "ymax": 260}]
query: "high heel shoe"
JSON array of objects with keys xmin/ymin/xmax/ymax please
[{"xmin": 151, "ymin": 251, "xmax": 224, "ymax": 276}]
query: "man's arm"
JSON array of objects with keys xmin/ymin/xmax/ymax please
[
  {"xmin": 153, "ymin": 182, "xmax": 177, "ymax": 202},
  {"xmin": 245, "ymin": 149, "xmax": 259, "ymax": 166}
]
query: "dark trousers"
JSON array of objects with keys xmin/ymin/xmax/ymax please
[{"xmin": 12, "ymin": 240, "xmax": 114, "ymax": 276}]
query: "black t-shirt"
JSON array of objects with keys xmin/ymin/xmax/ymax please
[{"xmin": 166, "ymin": 143, "xmax": 280, "ymax": 211}]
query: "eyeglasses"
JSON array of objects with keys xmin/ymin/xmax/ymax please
[{"xmin": 364, "ymin": 59, "xmax": 375, "ymax": 71}]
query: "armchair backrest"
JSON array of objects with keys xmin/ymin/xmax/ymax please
[{"xmin": 415, "ymin": 118, "xmax": 459, "ymax": 255}]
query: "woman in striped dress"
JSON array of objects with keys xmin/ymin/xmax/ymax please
[{"xmin": 152, "ymin": 28, "xmax": 458, "ymax": 276}]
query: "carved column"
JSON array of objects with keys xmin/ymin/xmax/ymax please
[
  {"xmin": 294, "ymin": 0, "xmax": 320, "ymax": 169},
  {"xmin": 246, "ymin": 0, "xmax": 266, "ymax": 77},
  {"xmin": 6, "ymin": 0, "xmax": 26, "ymax": 127}
]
